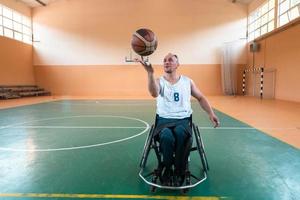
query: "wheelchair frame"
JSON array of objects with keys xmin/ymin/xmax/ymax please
[{"xmin": 139, "ymin": 115, "xmax": 209, "ymax": 191}]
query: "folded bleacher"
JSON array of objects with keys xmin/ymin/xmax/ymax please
[{"xmin": 0, "ymin": 85, "xmax": 51, "ymax": 100}]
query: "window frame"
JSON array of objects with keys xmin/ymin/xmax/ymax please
[
  {"xmin": 0, "ymin": 4, "xmax": 32, "ymax": 44},
  {"xmin": 248, "ymin": 0, "xmax": 300, "ymax": 41},
  {"xmin": 248, "ymin": 0, "xmax": 276, "ymax": 41},
  {"xmin": 278, "ymin": 0, "xmax": 300, "ymax": 27}
]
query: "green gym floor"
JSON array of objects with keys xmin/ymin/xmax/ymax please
[{"xmin": 0, "ymin": 100, "xmax": 299, "ymax": 200}]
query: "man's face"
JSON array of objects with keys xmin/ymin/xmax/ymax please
[{"xmin": 163, "ymin": 54, "xmax": 178, "ymax": 74}]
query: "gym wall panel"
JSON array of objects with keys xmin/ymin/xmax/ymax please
[
  {"xmin": 248, "ymin": 0, "xmax": 266, "ymax": 13},
  {"xmin": 0, "ymin": 36, "xmax": 35, "ymax": 85},
  {"xmin": 32, "ymin": 0, "xmax": 247, "ymax": 65},
  {"xmin": 0, "ymin": 37, "xmax": 34, "ymax": 85},
  {"xmin": 0, "ymin": 0, "xmax": 34, "ymax": 85},
  {"xmin": 264, "ymin": 24, "xmax": 300, "ymax": 102},
  {"xmin": 32, "ymin": 0, "xmax": 247, "ymax": 97},
  {"xmin": 34, "ymin": 64, "xmax": 222, "ymax": 98},
  {"xmin": 244, "ymin": 24, "xmax": 300, "ymax": 102}
]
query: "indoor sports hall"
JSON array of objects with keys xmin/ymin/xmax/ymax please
[{"xmin": 0, "ymin": 0, "xmax": 299, "ymax": 200}]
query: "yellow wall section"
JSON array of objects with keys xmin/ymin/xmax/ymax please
[{"xmin": 34, "ymin": 65, "xmax": 222, "ymax": 98}]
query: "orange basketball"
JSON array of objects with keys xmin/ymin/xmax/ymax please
[{"xmin": 131, "ymin": 28, "xmax": 158, "ymax": 56}]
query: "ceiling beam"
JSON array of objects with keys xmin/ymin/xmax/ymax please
[{"xmin": 35, "ymin": 0, "xmax": 46, "ymax": 6}]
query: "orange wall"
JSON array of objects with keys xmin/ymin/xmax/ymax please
[
  {"xmin": 32, "ymin": 0, "xmax": 247, "ymax": 65},
  {"xmin": 244, "ymin": 23, "xmax": 300, "ymax": 102},
  {"xmin": 0, "ymin": 37, "xmax": 34, "ymax": 85},
  {"xmin": 0, "ymin": 0, "xmax": 34, "ymax": 85},
  {"xmin": 248, "ymin": 0, "xmax": 266, "ymax": 13},
  {"xmin": 34, "ymin": 64, "xmax": 222, "ymax": 98},
  {"xmin": 31, "ymin": 0, "xmax": 247, "ymax": 97}
]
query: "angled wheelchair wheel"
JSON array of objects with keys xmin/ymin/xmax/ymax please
[
  {"xmin": 196, "ymin": 125, "xmax": 209, "ymax": 171},
  {"xmin": 150, "ymin": 174, "xmax": 158, "ymax": 193},
  {"xmin": 140, "ymin": 124, "xmax": 155, "ymax": 168},
  {"xmin": 193, "ymin": 124, "xmax": 209, "ymax": 172},
  {"xmin": 181, "ymin": 171, "xmax": 191, "ymax": 194}
]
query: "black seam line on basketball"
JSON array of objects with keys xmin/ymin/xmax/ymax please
[
  {"xmin": 139, "ymin": 45, "xmax": 155, "ymax": 55},
  {"xmin": 139, "ymin": 48, "xmax": 154, "ymax": 54}
]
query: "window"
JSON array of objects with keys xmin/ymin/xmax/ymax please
[
  {"xmin": 278, "ymin": 0, "xmax": 300, "ymax": 26},
  {"xmin": 0, "ymin": 3, "xmax": 32, "ymax": 44},
  {"xmin": 14, "ymin": 31, "xmax": 22, "ymax": 41},
  {"xmin": 248, "ymin": 0, "xmax": 275, "ymax": 41},
  {"xmin": 4, "ymin": 28, "xmax": 13, "ymax": 38},
  {"xmin": 3, "ymin": 6, "xmax": 12, "ymax": 19},
  {"xmin": 248, "ymin": 0, "xmax": 300, "ymax": 41}
]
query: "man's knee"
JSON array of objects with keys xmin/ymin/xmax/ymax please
[
  {"xmin": 173, "ymin": 125, "xmax": 189, "ymax": 140},
  {"xmin": 159, "ymin": 128, "xmax": 175, "ymax": 144}
]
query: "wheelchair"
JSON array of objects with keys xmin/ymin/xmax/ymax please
[{"xmin": 139, "ymin": 115, "xmax": 209, "ymax": 193}]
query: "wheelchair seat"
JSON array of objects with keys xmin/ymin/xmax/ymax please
[{"xmin": 139, "ymin": 115, "xmax": 209, "ymax": 193}]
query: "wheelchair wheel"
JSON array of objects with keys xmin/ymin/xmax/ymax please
[
  {"xmin": 150, "ymin": 175, "xmax": 158, "ymax": 193},
  {"xmin": 193, "ymin": 124, "xmax": 209, "ymax": 172},
  {"xmin": 196, "ymin": 126, "xmax": 209, "ymax": 171},
  {"xmin": 140, "ymin": 125, "xmax": 155, "ymax": 168},
  {"xmin": 181, "ymin": 172, "xmax": 191, "ymax": 194},
  {"xmin": 150, "ymin": 185, "xmax": 156, "ymax": 193}
]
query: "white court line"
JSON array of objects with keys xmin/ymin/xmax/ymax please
[
  {"xmin": 0, "ymin": 115, "xmax": 150, "ymax": 152},
  {"xmin": 10, "ymin": 126, "xmax": 147, "ymax": 129},
  {"xmin": 2, "ymin": 125, "xmax": 297, "ymax": 130},
  {"xmin": 199, "ymin": 127, "xmax": 298, "ymax": 130},
  {"xmin": 50, "ymin": 101, "xmax": 155, "ymax": 106}
]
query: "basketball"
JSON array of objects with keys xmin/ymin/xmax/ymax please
[{"xmin": 131, "ymin": 28, "xmax": 158, "ymax": 56}]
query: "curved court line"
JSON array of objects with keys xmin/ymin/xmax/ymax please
[
  {"xmin": 0, "ymin": 115, "xmax": 150, "ymax": 152},
  {"xmin": 0, "ymin": 193, "xmax": 225, "ymax": 199},
  {"xmin": 199, "ymin": 127, "xmax": 298, "ymax": 130},
  {"xmin": 1, "ymin": 125, "xmax": 297, "ymax": 130},
  {"xmin": 9, "ymin": 126, "xmax": 147, "ymax": 129},
  {"xmin": 50, "ymin": 101, "xmax": 154, "ymax": 106},
  {"xmin": 0, "ymin": 115, "xmax": 147, "ymax": 130}
]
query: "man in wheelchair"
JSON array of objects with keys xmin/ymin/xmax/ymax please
[
  {"xmin": 136, "ymin": 53, "xmax": 219, "ymax": 189},
  {"xmin": 154, "ymin": 116, "xmax": 193, "ymax": 186}
]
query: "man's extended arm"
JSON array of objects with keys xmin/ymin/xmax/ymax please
[
  {"xmin": 191, "ymin": 80, "xmax": 220, "ymax": 128},
  {"xmin": 135, "ymin": 59, "xmax": 160, "ymax": 97}
]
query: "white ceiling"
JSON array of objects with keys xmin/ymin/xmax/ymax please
[
  {"xmin": 18, "ymin": 0, "xmax": 53, "ymax": 7},
  {"xmin": 18, "ymin": 0, "xmax": 255, "ymax": 8}
]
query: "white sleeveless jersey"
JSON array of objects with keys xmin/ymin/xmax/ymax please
[{"xmin": 156, "ymin": 75, "xmax": 193, "ymax": 119}]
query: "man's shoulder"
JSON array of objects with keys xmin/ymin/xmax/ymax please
[{"xmin": 180, "ymin": 75, "xmax": 193, "ymax": 82}]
